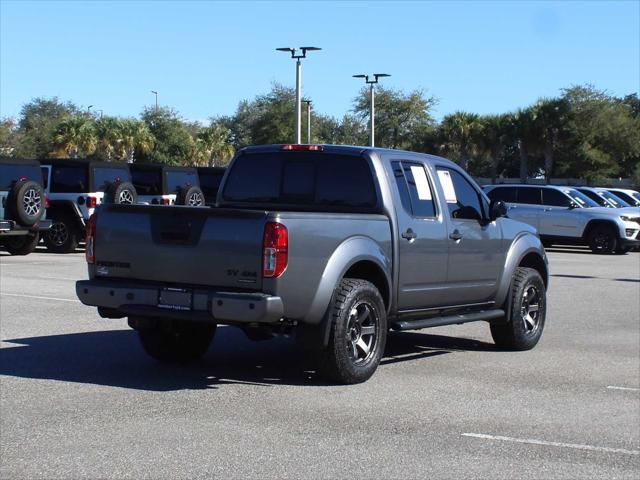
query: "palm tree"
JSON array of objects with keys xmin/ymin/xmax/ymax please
[
  {"xmin": 479, "ymin": 114, "xmax": 510, "ymax": 182},
  {"xmin": 440, "ymin": 111, "xmax": 483, "ymax": 170},
  {"xmin": 53, "ymin": 116, "xmax": 97, "ymax": 158},
  {"xmin": 512, "ymin": 107, "xmax": 541, "ymax": 182},
  {"xmin": 530, "ymin": 98, "xmax": 567, "ymax": 181},
  {"xmin": 94, "ymin": 116, "xmax": 122, "ymax": 161},
  {"xmin": 195, "ymin": 123, "xmax": 234, "ymax": 167},
  {"xmin": 118, "ymin": 119, "xmax": 154, "ymax": 163}
]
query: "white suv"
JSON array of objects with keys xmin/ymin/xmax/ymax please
[
  {"xmin": 484, "ymin": 184, "xmax": 640, "ymax": 254},
  {"xmin": 41, "ymin": 159, "xmax": 136, "ymax": 253}
]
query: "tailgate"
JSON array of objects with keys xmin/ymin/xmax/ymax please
[{"xmin": 93, "ymin": 204, "xmax": 267, "ymax": 289}]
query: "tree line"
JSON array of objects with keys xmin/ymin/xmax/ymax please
[{"xmin": 1, "ymin": 83, "xmax": 638, "ymax": 184}]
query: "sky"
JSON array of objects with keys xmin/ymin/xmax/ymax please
[{"xmin": 1, "ymin": 0, "xmax": 639, "ymax": 123}]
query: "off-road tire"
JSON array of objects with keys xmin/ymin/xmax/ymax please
[
  {"xmin": 490, "ymin": 267, "xmax": 546, "ymax": 351},
  {"xmin": 317, "ymin": 278, "xmax": 387, "ymax": 384},
  {"xmin": 587, "ymin": 225, "xmax": 618, "ymax": 254},
  {"xmin": 137, "ymin": 320, "xmax": 217, "ymax": 363},
  {"xmin": 43, "ymin": 214, "xmax": 80, "ymax": 253},
  {"xmin": 2, "ymin": 232, "xmax": 39, "ymax": 255},
  {"xmin": 8, "ymin": 180, "xmax": 45, "ymax": 226},
  {"xmin": 105, "ymin": 181, "xmax": 137, "ymax": 205},
  {"xmin": 176, "ymin": 186, "xmax": 205, "ymax": 207}
]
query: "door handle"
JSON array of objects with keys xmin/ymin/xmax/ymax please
[
  {"xmin": 449, "ymin": 229, "xmax": 463, "ymax": 241},
  {"xmin": 401, "ymin": 228, "xmax": 417, "ymax": 241}
]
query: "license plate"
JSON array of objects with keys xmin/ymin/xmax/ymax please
[{"xmin": 158, "ymin": 288, "xmax": 192, "ymax": 311}]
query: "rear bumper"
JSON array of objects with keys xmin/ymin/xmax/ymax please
[
  {"xmin": 76, "ymin": 279, "xmax": 284, "ymax": 325},
  {"xmin": 0, "ymin": 219, "xmax": 52, "ymax": 235}
]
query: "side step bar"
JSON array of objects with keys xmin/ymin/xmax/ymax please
[{"xmin": 392, "ymin": 309, "xmax": 505, "ymax": 331}]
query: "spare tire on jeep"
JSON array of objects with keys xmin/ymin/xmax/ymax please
[
  {"xmin": 176, "ymin": 185, "xmax": 205, "ymax": 206},
  {"xmin": 8, "ymin": 180, "xmax": 45, "ymax": 226},
  {"xmin": 104, "ymin": 181, "xmax": 137, "ymax": 205}
]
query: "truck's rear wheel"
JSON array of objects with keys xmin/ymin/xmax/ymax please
[
  {"xmin": 136, "ymin": 320, "xmax": 217, "ymax": 363},
  {"xmin": 43, "ymin": 215, "xmax": 80, "ymax": 253},
  {"xmin": 318, "ymin": 278, "xmax": 387, "ymax": 384},
  {"xmin": 2, "ymin": 232, "xmax": 39, "ymax": 255},
  {"xmin": 490, "ymin": 267, "xmax": 546, "ymax": 350}
]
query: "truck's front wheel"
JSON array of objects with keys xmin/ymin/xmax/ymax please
[
  {"xmin": 318, "ymin": 278, "xmax": 387, "ymax": 384},
  {"xmin": 136, "ymin": 319, "xmax": 217, "ymax": 363},
  {"xmin": 490, "ymin": 267, "xmax": 546, "ymax": 350}
]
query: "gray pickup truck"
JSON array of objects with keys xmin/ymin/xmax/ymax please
[{"xmin": 76, "ymin": 144, "xmax": 549, "ymax": 384}]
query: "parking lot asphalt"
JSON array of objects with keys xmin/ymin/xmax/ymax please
[{"xmin": 1, "ymin": 247, "xmax": 639, "ymax": 479}]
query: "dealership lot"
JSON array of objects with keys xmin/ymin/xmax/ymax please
[{"xmin": 1, "ymin": 249, "xmax": 638, "ymax": 479}]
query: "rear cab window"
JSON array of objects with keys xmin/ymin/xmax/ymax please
[{"xmin": 221, "ymin": 151, "xmax": 379, "ymax": 212}]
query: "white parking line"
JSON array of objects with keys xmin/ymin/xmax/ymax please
[
  {"xmin": 607, "ymin": 386, "xmax": 640, "ymax": 392},
  {"xmin": 462, "ymin": 433, "xmax": 639, "ymax": 456},
  {"xmin": 0, "ymin": 292, "xmax": 80, "ymax": 303}
]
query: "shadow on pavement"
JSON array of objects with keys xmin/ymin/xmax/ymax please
[{"xmin": 0, "ymin": 326, "xmax": 496, "ymax": 390}]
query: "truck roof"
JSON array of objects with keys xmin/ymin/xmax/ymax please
[{"xmin": 238, "ymin": 144, "xmax": 457, "ymax": 167}]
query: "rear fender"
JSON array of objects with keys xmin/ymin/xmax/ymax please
[
  {"xmin": 495, "ymin": 232, "xmax": 548, "ymax": 308},
  {"xmin": 301, "ymin": 236, "xmax": 391, "ymax": 347}
]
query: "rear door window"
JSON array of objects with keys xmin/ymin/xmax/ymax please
[
  {"xmin": 516, "ymin": 187, "xmax": 542, "ymax": 205},
  {"xmin": 92, "ymin": 167, "xmax": 131, "ymax": 192},
  {"xmin": 487, "ymin": 187, "xmax": 516, "ymax": 203},
  {"xmin": 392, "ymin": 161, "xmax": 436, "ymax": 217},
  {"xmin": 542, "ymin": 188, "xmax": 571, "ymax": 207},
  {"xmin": 165, "ymin": 170, "xmax": 199, "ymax": 194},
  {"xmin": 50, "ymin": 166, "xmax": 89, "ymax": 193}
]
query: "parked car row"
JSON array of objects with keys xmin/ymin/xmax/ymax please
[
  {"xmin": 1, "ymin": 157, "xmax": 226, "ymax": 255},
  {"xmin": 484, "ymin": 184, "xmax": 640, "ymax": 254}
]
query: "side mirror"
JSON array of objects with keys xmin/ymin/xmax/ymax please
[
  {"xmin": 490, "ymin": 200, "xmax": 508, "ymax": 221},
  {"xmin": 568, "ymin": 202, "xmax": 577, "ymax": 210}
]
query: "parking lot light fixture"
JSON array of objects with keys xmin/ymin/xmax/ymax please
[
  {"xmin": 302, "ymin": 100, "xmax": 312, "ymax": 144},
  {"xmin": 353, "ymin": 73, "xmax": 391, "ymax": 147},
  {"xmin": 151, "ymin": 90, "xmax": 158, "ymax": 111},
  {"xmin": 277, "ymin": 47, "xmax": 321, "ymax": 144}
]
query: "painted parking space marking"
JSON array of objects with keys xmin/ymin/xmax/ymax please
[
  {"xmin": 0, "ymin": 292, "xmax": 80, "ymax": 303},
  {"xmin": 462, "ymin": 433, "xmax": 639, "ymax": 455},
  {"xmin": 607, "ymin": 386, "xmax": 640, "ymax": 392}
]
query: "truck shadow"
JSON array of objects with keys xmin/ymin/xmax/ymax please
[{"xmin": 0, "ymin": 327, "xmax": 495, "ymax": 390}]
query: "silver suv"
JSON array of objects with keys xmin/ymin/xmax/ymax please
[{"xmin": 484, "ymin": 184, "xmax": 640, "ymax": 254}]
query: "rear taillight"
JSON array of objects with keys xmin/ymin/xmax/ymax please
[
  {"xmin": 281, "ymin": 144, "xmax": 323, "ymax": 151},
  {"xmin": 161, "ymin": 198, "xmax": 171, "ymax": 205},
  {"xmin": 87, "ymin": 196, "xmax": 98, "ymax": 208},
  {"xmin": 262, "ymin": 222, "xmax": 288, "ymax": 278},
  {"xmin": 85, "ymin": 213, "xmax": 97, "ymax": 264},
  {"xmin": 45, "ymin": 196, "xmax": 50, "ymax": 209}
]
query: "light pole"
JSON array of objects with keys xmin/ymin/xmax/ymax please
[
  {"xmin": 87, "ymin": 105, "xmax": 93, "ymax": 114},
  {"xmin": 353, "ymin": 73, "xmax": 391, "ymax": 147},
  {"xmin": 276, "ymin": 47, "xmax": 321, "ymax": 144},
  {"xmin": 150, "ymin": 90, "xmax": 158, "ymax": 111},
  {"xmin": 302, "ymin": 100, "xmax": 312, "ymax": 144},
  {"xmin": 97, "ymin": 109, "xmax": 103, "ymax": 119}
]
